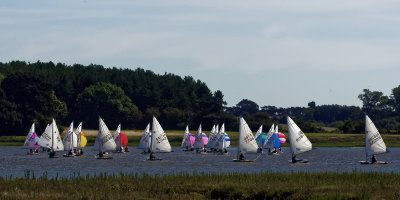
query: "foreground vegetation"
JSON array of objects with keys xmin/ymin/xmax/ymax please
[
  {"xmin": 5, "ymin": 132, "xmax": 400, "ymax": 147},
  {"xmin": 1, "ymin": 172, "xmax": 400, "ymax": 199}
]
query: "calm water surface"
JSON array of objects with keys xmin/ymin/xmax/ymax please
[{"xmin": 1, "ymin": 146, "xmax": 399, "ymax": 178}]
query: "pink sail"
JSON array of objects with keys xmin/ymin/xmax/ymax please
[
  {"xmin": 278, "ymin": 132, "xmax": 286, "ymax": 143},
  {"xmin": 202, "ymin": 133, "xmax": 209, "ymax": 146},
  {"xmin": 187, "ymin": 133, "xmax": 196, "ymax": 146},
  {"xmin": 28, "ymin": 132, "xmax": 40, "ymax": 148}
]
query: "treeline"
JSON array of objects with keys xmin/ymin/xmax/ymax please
[
  {"xmin": 0, "ymin": 61, "xmax": 242, "ymax": 135},
  {"xmin": 226, "ymin": 86, "xmax": 400, "ymax": 134}
]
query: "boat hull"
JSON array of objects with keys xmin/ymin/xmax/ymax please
[
  {"xmin": 359, "ymin": 161, "xmax": 388, "ymax": 164},
  {"xmin": 233, "ymin": 159, "xmax": 253, "ymax": 162}
]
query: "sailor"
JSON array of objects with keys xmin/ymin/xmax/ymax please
[
  {"xmin": 224, "ymin": 148, "xmax": 228, "ymax": 154},
  {"xmin": 68, "ymin": 150, "xmax": 73, "ymax": 156},
  {"xmin": 257, "ymin": 147, "xmax": 262, "ymax": 153},
  {"xmin": 371, "ymin": 155, "xmax": 377, "ymax": 163},
  {"xmin": 149, "ymin": 152, "xmax": 156, "ymax": 160},
  {"xmin": 292, "ymin": 156, "xmax": 297, "ymax": 163},
  {"xmin": 239, "ymin": 152, "xmax": 245, "ymax": 160},
  {"xmin": 124, "ymin": 147, "xmax": 129, "ymax": 152}
]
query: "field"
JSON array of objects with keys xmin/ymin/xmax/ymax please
[
  {"xmin": 1, "ymin": 172, "xmax": 400, "ymax": 199},
  {"xmin": 5, "ymin": 129, "xmax": 400, "ymax": 147}
]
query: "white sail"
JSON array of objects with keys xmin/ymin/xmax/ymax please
[
  {"xmin": 365, "ymin": 115, "xmax": 387, "ymax": 156},
  {"xmin": 194, "ymin": 124, "xmax": 204, "ymax": 149},
  {"xmin": 181, "ymin": 125, "xmax": 190, "ymax": 148},
  {"xmin": 63, "ymin": 122, "xmax": 77, "ymax": 150},
  {"xmin": 75, "ymin": 122, "xmax": 83, "ymax": 148},
  {"xmin": 206, "ymin": 125, "xmax": 217, "ymax": 149},
  {"xmin": 24, "ymin": 123, "xmax": 35, "ymax": 148},
  {"xmin": 274, "ymin": 124, "xmax": 279, "ymax": 134},
  {"xmin": 138, "ymin": 123, "xmax": 151, "ymax": 151},
  {"xmin": 150, "ymin": 116, "xmax": 171, "ymax": 152},
  {"xmin": 50, "ymin": 119, "xmax": 64, "ymax": 151},
  {"xmin": 114, "ymin": 124, "xmax": 124, "ymax": 150},
  {"xmin": 216, "ymin": 123, "xmax": 230, "ymax": 150},
  {"xmin": 254, "ymin": 125, "xmax": 263, "ymax": 139},
  {"xmin": 94, "ymin": 117, "xmax": 117, "ymax": 152},
  {"xmin": 238, "ymin": 117, "xmax": 258, "ymax": 154},
  {"xmin": 113, "ymin": 124, "xmax": 121, "ymax": 140},
  {"xmin": 38, "ymin": 124, "xmax": 51, "ymax": 148},
  {"xmin": 263, "ymin": 124, "xmax": 275, "ymax": 149},
  {"xmin": 287, "ymin": 116, "xmax": 312, "ymax": 156}
]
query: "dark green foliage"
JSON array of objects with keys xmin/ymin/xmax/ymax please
[
  {"xmin": 75, "ymin": 82, "xmax": 142, "ymax": 129},
  {"xmin": 226, "ymin": 99, "xmax": 259, "ymax": 116},
  {"xmin": 0, "ymin": 72, "xmax": 67, "ymax": 135},
  {"xmin": 0, "ymin": 61, "xmax": 226, "ymax": 131}
]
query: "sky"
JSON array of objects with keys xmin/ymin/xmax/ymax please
[{"xmin": 1, "ymin": 0, "xmax": 399, "ymax": 108}]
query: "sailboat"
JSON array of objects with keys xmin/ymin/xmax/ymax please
[
  {"xmin": 266, "ymin": 124, "xmax": 281, "ymax": 155},
  {"xmin": 181, "ymin": 126, "xmax": 195, "ymax": 151},
  {"xmin": 287, "ymin": 116, "xmax": 312, "ymax": 163},
  {"xmin": 114, "ymin": 124, "xmax": 129, "ymax": 153},
  {"xmin": 62, "ymin": 122, "xmax": 77, "ymax": 157},
  {"xmin": 215, "ymin": 123, "xmax": 230, "ymax": 154},
  {"xmin": 194, "ymin": 124, "xmax": 208, "ymax": 153},
  {"xmin": 24, "ymin": 123, "xmax": 40, "ymax": 155},
  {"xmin": 75, "ymin": 122, "xmax": 86, "ymax": 156},
  {"xmin": 206, "ymin": 125, "xmax": 217, "ymax": 151},
  {"xmin": 38, "ymin": 119, "xmax": 64, "ymax": 158},
  {"xmin": 138, "ymin": 123, "xmax": 151, "ymax": 153},
  {"xmin": 263, "ymin": 124, "xmax": 275, "ymax": 152},
  {"xmin": 94, "ymin": 117, "xmax": 117, "ymax": 159},
  {"xmin": 233, "ymin": 117, "xmax": 258, "ymax": 162},
  {"xmin": 148, "ymin": 116, "xmax": 172, "ymax": 160},
  {"xmin": 360, "ymin": 115, "xmax": 388, "ymax": 164},
  {"xmin": 255, "ymin": 125, "xmax": 267, "ymax": 152}
]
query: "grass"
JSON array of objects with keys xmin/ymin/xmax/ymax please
[
  {"xmin": 1, "ymin": 171, "xmax": 400, "ymax": 199},
  {"xmin": 6, "ymin": 131, "xmax": 400, "ymax": 147}
]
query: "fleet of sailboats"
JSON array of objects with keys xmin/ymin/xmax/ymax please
[{"xmin": 23, "ymin": 114, "xmax": 391, "ymax": 164}]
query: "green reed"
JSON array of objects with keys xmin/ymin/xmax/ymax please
[{"xmin": 1, "ymin": 171, "xmax": 400, "ymax": 199}]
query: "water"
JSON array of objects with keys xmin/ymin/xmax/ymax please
[{"xmin": 1, "ymin": 146, "xmax": 400, "ymax": 178}]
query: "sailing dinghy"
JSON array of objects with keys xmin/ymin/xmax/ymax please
[
  {"xmin": 233, "ymin": 117, "xmax": 258, "ymax": 162},
  {"xmin": 215, "ymin": 123, "xmax": 230, "ymax": 154},
  {"xmin": 360, "ymin": 115, "xmax": 388, "ymax": 164},
  {"xmin": 287, "ymin": 116, "xmax": 312, "ymax": 163},
  {"xmin": 114, "ymin": 124, "xmax": 129, "ymax": 153},
  {"xmin": 24, "ymin": 123, "xmax": 40, "ymax": 155},
  {"xmin": 148, "ymin": 116, "xmax": 172, "ymax": 160},
  {"xmin": 94, "ymin": 117, "xmax": 117, "ymax": 159},
  {"xmin": 38, "ymin": 119, "xmax": 64, "ymax": 158},
  {"xmin": 62, "ymin": 122, "xmax": 77, "ymax": 157},
  {"xmin": 181, "ymin": 126, "xmax": 195, "ymax": 151},
  {"xmin": 75, "ymin": 122, "xmax": 86, "ymax": 156},
  {"xmin": 194, "ymin": 124, "xmax": 209, "ymax": 153},
  {"xmin": 138, "ymin": 123, "xmax": 151, "ymax": 153}
]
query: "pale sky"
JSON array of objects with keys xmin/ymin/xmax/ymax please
[{"xmin": 1, "ymin": 0, "xmax": 399, "ymax": 107}]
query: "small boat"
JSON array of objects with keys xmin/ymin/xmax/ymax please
[
  {"xmin": 206, "ymin": 125, "xmax": 217, "ymax": 151},
  {"xmin": 62, "ymin": 122, "xmax": 77, "ymax": 157},
  {"xmin": 194, "ymin": 124, "xmax": 208, "ymax": 153},
  {"xmin": 215, "ymin": 123, "xmax": 230, "ymax": 154},
  {"xmin": 75, "ymin": 122, "xmax": 86, "ymax": 156},
  {"xmin": 147, "ymin": 116, "xmax": 172, "ymax": 160},
  {"xmin": 94, "ymin": 117, "xmax": 117, "ymax": 159},
  {"xmin": 24, "ymin": 123, "xmax": 40, "ymax": 155},
  {"xmin": 234, "ymin": 117, "xmax": 258, "ymax": 162},
  {"xmin": 359, "ymin": 115, "xmax": 388, "ymax": 164},
  {"xmin": 114, "ymin": 124, "xmax": 129, "ymax": 153},
  {"xmin": 287, "ymin": 116, "xmax": 312, "ymax": 163},
  {"xmin": 181, "ymin": 126, "xmax": 195, "ymax": 151},
  {"xmin": 38, "ymin": 119, "xmax": 64, "ymax": 158},
  {"xmin": 138, "ymin": 123, "xmax": 151, "ymax": 153}
]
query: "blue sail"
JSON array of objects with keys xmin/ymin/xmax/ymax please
[{"xmin": 273, "ymin": 134, "xmax": 280, "ymax": 148}]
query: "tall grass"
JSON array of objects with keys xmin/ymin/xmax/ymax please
[{"xmin": 1, "ymin": 171, "xmax": 400, "ymax": 199}]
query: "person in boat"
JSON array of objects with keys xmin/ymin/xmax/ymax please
[
  {"xmin": 239, "ymin": 152, "xmax": 245, "ymax": 160},
  {"xmin": 79, "ymin": 149, "xmax": 84, "ymax": 155},
  {"xmin": 98, "ymin": 151, "xmax": 104, "ymax": 157},
  {"xmin": 68, "ymin": 150, "xmax": 74, "ymax": 156},
  {"xmin": 124, "ymin": 147, "xmax": 129, "ymax": 152},
  {"xmin": 35, "ymin": 149, "xmax": 39, "ymax": 153},
  {"xmin": 149, "ymin": 152, "xmax": 156, "ymax": 160},
  {"xmin": 224, "ymin": 148, "xmax": 228, "ymax": 154},
  {"xmin": 257, "ymin": 147, "xmax": 262, "ymax": 153},
  {"xmin": 371, "ymin": 155, "xmax": 377, "ymax": 163}
]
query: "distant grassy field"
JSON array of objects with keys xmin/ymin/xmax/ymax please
[
  {"xmin": 4, "ymin": 130, "xmax": 400, "ymax": 147},
  {"xmin": 1, "ymin": 172, "xmax": 400, "ymax": 199}
]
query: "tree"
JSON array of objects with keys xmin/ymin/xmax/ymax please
[
  {"xmin": 75, "ymin": 82, "xmax": 142, "ymax": 129},
  {"xmin": 226, "ymin": 99, "xmax": 259, "ymax": 116},
  {"xmin": 0, "ymin": 72, "xmax": 67, "ymax": 134},
  {"xmin": 247, "ymin": 112, "xmax": 271, "ymax": 131},
  {"xmin": 308, "ymin": 101, "xmax": 316, "ymax": 108},
  {"xmin": 391, "ymin": 85, "xmax": 400, "ymax": 114}
]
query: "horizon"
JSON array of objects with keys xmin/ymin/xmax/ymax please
[{"xmin": 1, "ymin": 0, "xmax": 399, "ymax": 107}]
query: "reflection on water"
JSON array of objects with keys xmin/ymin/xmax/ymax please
[{"xmin": 1, "ymin": 146, "xmax": 399, "ymax": 178}]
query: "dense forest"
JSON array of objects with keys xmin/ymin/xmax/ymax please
[{"xmin": 0, "ymin": 61, "xmax": 399, "ymax": 135}]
